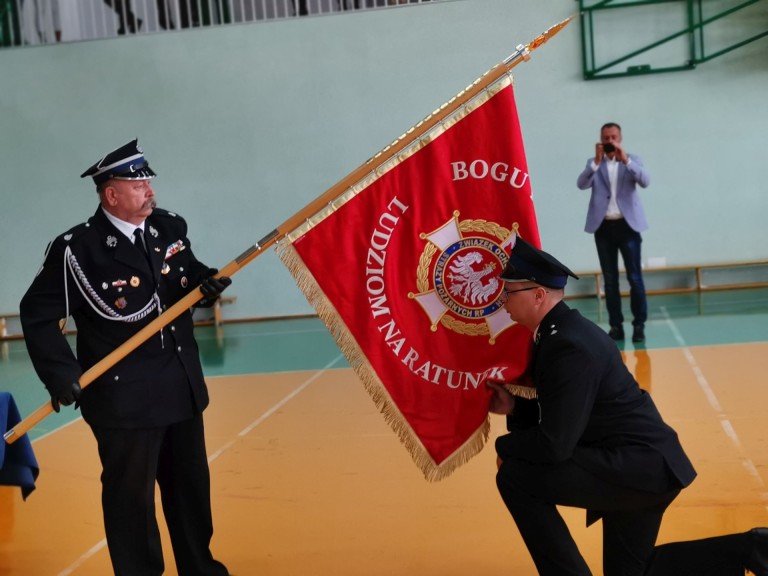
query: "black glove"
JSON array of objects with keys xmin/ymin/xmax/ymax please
[
  {"xmin": 200, "ymin": 269, "xmax": 232, "ymax": 301},
  {"xmin": 48, "ymin": 381, "xmax": 82, "ymax": 413}
]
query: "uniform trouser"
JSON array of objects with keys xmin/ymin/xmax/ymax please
[
  {"xmin": 92, "ymin": 414, "xmax": 228, "ymax": 576},
  {"xmin": 496, "ymin": 457, "xmax": 680, "ymax": 576},
  {"xmin": 646, "ymin": 531, "xmax": 761, "ymax": 576}
]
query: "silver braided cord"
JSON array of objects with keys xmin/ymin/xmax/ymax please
[{"xmin": 64, "ymin": 246, "xmax": 158, "ymax": 323}]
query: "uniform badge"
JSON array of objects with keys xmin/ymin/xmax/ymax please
[
  {"xmin": 181, "ymin": 276, "xmax": 188, "ymax": 288},
  {"xmin": 102, "ymin": 282, "xmax": 109, "ymax": 290},
  {"xmin": 106, "ymin": 235, "xmax": 118, "ymax": 248},
  {"xmin": 130, "ymin": 276, "xmax": 140, "ymax": 287},
  {"xmin": 164, "ymin": 240, "xmax": 186, "ymax": 260},
  {"xmin": 161, "ymin": 263, "xmax": 170, "ymax": 275},
  {"xmin": 64, "ymin": 234, "xmax": 73, "ymax": 242},
  {"xmin": 149, "ymin": 226, "xmax": 158, "ymax": 238},
  {"xmin": 410, "ymin": 214, "xmax": 519, "ymax": 344},
  {"xmin": 112, "ymin": 279, "xmax": 127, "ymax": 287},
  {"xmin": 115, "ymin": 297, "xmax": 127, "ymax": 309}
]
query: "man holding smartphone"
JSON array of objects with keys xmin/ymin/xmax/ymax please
[{"xmin": 576, "ymin": 122, "xmax": 651, "ymax": 343}]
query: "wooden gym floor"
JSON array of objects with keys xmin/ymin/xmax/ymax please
[{"xmin": 1, "ymin": 289, "xmax": 767, "ymax": 575}]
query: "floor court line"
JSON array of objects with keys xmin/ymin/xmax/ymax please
[
  {"xmin": 211, "ymin": 353, "xmax": 345, "ymax": 458},
  {"xmin": 661, "ymin": 307, "xmax": 766, "ymax": 497},
  {"xmin": 57, "ymin": 541, "xmax": 109, "ymax": 576}
]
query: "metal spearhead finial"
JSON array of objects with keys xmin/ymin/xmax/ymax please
[
  {"xmin": 527, "ymin": 17, "xmax": 573, "ymax": 52},
  {"xmin": 502, "ymin": 17, "xmax": 573, "ymax": 67}
]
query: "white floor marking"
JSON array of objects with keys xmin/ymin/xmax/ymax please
[{"xmin": 661, "ymin": 308, "xmax": 766, "ymax": 496}]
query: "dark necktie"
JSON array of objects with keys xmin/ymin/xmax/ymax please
[
  {"xmin": 133, "ymin": 228, "xmax": 148, "ymax": 256},
  {"xmin": 133, "ymin": 227, "xmax": 155, "ymax": 275}
]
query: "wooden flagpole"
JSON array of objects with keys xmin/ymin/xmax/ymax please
[{"xmin": 4, "ymin": 17, "xmax": 571, "ymax": 445}]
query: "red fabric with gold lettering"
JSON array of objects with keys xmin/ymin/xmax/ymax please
[{"xmin": 288, "ymin": 83, "xmax": 539, "ymax": 477}]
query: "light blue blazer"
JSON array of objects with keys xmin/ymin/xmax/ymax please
[{"xmin": 576, "ymin": 154, "xmax": 651, "ymax": 234}]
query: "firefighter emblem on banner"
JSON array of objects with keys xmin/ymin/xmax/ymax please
[{"xmin": 410, "ymin": 213, "xmax": 521, "ymax": 343}]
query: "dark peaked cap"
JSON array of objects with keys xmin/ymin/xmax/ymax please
[
  {"xmin": 500, "ymin": 236, "xmax": 579, "ymax": 289},
  {"xmin": 80, "ymin": 139, "xmax": 156, "ymax": 186}
]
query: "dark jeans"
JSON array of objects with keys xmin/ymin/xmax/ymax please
[{"xmin": 594, "ymin": 218, "xmax": 647, "ymax": 328}]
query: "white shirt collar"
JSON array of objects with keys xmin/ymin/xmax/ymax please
[{"xmin": 102, "ymin": 207, "xmax": 144, "ymax": 241}]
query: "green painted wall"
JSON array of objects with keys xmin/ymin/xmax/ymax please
[{"xmin": 1, "ymin": 0, "xmax": 766, "ymax": 320}]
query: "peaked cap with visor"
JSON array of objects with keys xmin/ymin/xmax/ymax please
[
  {"xmin": 80, "ymin": 139, "xmax": 156, "ymax": 186},
  {"xmin": 500, "ymin": 236, "xmax": 579, "ymax": 289}
]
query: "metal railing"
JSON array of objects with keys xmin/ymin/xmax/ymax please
[{"xmin": 1, "ymin": 0, "xmax": 434, "ymax": 48}]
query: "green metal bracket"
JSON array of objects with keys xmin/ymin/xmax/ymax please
[{"xmin": 579, "ymin": 0, "xmax": 768, "ymax": 80}]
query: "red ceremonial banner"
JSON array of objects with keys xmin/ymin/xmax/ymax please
[
  {"xmin": 4, "ymin": 23, "xmax": 572, "ymax": 448},
  {"xmin": 278, "ymin": 75, "xmax": 540, "ymax": 480}
]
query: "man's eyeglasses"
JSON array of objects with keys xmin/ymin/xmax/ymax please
[{"xmin": 499, "ymin": 286, "xmax": 538, "ymax": 303}]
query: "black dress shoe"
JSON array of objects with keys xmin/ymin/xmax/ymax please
[
  {"xmin": 608, "ymin": 326, "xmax": 624, "ymax": 340},
  {"xmin": 744, "ymin": 527, "xmax": 768, "ymax": 576},
  {"xmin": 632, "ymin": 325, "xmax": 645, "ymax": 343}
]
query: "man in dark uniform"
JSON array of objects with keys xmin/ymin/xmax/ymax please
[
  {"xmin": 488, "ymin": 236, "xmax": 767, "ymax": 575},
  {"xmin": 20, "ymin": 140, "xmax": 231, "ymax": 576}
]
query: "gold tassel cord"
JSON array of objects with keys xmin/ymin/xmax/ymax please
[{"xmin": 505, "ymin": 384, "xmax": 538, "ymax": 400}]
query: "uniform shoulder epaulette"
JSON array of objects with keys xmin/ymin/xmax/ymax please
[{"xmin": 55, "ymin": 221, "xmax": 93, "ymax": 245}]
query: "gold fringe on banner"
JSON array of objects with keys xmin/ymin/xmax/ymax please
[
  {"xmin": 274, "ymin": 77, "xmax": 519, "ymax": 481},
  {"xmin": 277, "ymin": 242, "xmax": 490, "ymax": 482},
  {"xmin": 273, "ymin": 71, "xmax": 546, "ymax": 481}
]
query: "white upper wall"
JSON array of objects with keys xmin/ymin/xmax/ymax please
[{"xmin": 1, "ymin": 0, "xmax": 766, "ymax": 319}]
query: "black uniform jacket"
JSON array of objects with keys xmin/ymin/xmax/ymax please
[
  {"xmin": 20, "ymin": 206, "xmax": 214, "ymax": 429},
  {"xmin": 496, "ymin": 301, "xmax": 696, "ymax": 495}
]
